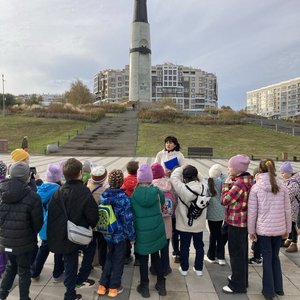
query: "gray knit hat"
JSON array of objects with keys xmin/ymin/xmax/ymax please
[{"xmin": 10, "ymin": 162, "xmax": 30, "ymax": 182}]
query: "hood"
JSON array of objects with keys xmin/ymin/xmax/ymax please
[
  {"xmin": 152, "ymin": 178, "xmax": 172, "ymax": 192},
  {"xmin": 0, "ymin": 178, "xmax": 30, "ymax": 204},
  {"xmin": 234, "ymin": 172, "xmax": 254, "ymax": 190},
  {"xmin": 255, "ymin": 172, "xmax": 283, "ymax": 192},
  {"xmin": 100, "ymin": 188, "xmax": 125, "ymax": 205},
  {"xmin": 289, "ymin": 172, "xmax": 300, "ymax": 184},
  {"xmin": 37, "ymin": 182, "xmax": 60, "ymax": 204},
  {"xmin": 133, "ymin": 186, "xmax": 160, "ymax": 208}
]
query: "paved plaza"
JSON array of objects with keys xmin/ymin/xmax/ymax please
[{"xmin": 1, "ymin": 155, "xmax": 300, "ymax": 299}]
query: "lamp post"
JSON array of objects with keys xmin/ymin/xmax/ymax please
[{"xmin": 2, "ymin": 74, "xmax": 5, "ymax": 117}]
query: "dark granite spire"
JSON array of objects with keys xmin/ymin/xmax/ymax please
[{"xmin": 133, "ymin": 0, "xmax": 148, "ymax": 23}]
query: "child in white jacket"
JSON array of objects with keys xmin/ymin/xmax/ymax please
[{"xmin": 170, "ymin": 165, "xmax": 210, "ymax": 276}]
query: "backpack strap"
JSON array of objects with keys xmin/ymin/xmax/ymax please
[{"xmin": 91, "ymin": 185, "xmax": 102, "ymax": 194}]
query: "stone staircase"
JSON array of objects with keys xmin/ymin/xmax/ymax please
[{"xmin": 52, "ymin": 110, "xmax": 138, "ymax": 156}]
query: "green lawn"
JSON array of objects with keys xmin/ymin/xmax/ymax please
[
  {"xmin": 136, "ymin": 122, "xmax": 300, "ymax": 159},
  {"xmin": 0, "ymin": 115, "xmax": 91, "ymax": 154}
]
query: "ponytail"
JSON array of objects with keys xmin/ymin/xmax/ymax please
[
  {"xmin": 208, "ymin": 177, "xmax": 217, "ymax": 197},
  {"xmin": 259, "ymin": 159, "xmax": 279, "ymax": 194}
]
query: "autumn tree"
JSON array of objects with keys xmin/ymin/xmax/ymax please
[
  {"xmin": 64, "ymin": 80, "xmax": 93, "ymax": 106},
  {"xmin": 0, "ymin": 93, "xmax": 16, "ymax": 107}
]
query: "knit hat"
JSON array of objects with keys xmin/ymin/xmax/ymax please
[
  {"xmin": 279, "ymin": 161, "xmax": 293, "ymax": 174},
  {"xmin": 137, "ymin": 163, "xmax": 153, "ymax": 183},
  {"xmin": 151, "ymin": 163, "xmax": 165, "ymax": 179},
  {"xmin": 0, "ymin": 161, "xmax": 7, "ymax": 177},
  {"xmin": 46, "ymin": 163, "xmax": 63, "ymax": 183},
  {"xmin": 183, "ymin": 165, "xmax": 198, "ymax": 181},
  {"xmin": 91, "ymin": 166, "xmax": 108, "ymax": 184},
  {"xmin": 10, "ymin": 148, "xmax": 30, "ymax": 162},
  {"xmin": 82, "ymin": 160, "xmax": 91, "ymax": 173},
  {"xmin": 10, "ymin": 162, "xmax": 30, "ymax": 182},
  {"xmin": 228, "ymin": 154, "xmax": 250, "ymax": 173},
  {"xmin": 108, "ymin": 169, "xmax": 124, "ymax": 188},
  {"xmin": 209, "ymin": 164, "xmax": 223, "ymax": 179}
]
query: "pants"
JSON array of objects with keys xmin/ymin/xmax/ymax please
[
  {"xmin": 288, "ymin": 221, "xmax": 298, "ymax": 243},
  {"xmin": 139, "ymin": 252, "xmax": 164, "ymax": 284},
  {"xmin": 0, "ymin": 251, "xmax": 32, "ymax": 300},
  {"xmin": 171, "ymin": 218, "xmax": 180, "ymax": 255},
  {"xmin": 207, "ymin": 220, "xmax": 225, "ymax": 260},
  {"xmin": 76, "ymin": 238, "xmax": 96, "ymax": 285},
  {"xmin": 227, "ymin": 225, "xmax": 248, "ymax": 293},
  {"xmin": 99, "ymin": 241, "xmax": 126, "ymax": 288},
  {"xmin": 31, "ymin": 240, "xmax": 64, "ymax": 278},
  {"xmin": 251, "ymin": 240, "xmax": 262, "ymax": 260},
  {"xmin": 258, "ymin": 235, "xmax": 283, "ymax": 297},
  {"xmin": 63, "ymin": 250, "xmax": 79, "ymax": 300},
  {"xmin": 94, "ymin": 231, "xmax": 107, "ymax": 268},
  {"xmin": 179, "ymin": 231, "xmax": 204, "ymax": 271},
  {"xmin": 150, "ymin": 239, "xmax": 170, "ymax": 273}
]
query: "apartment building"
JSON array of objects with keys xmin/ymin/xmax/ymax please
[
  {"xmin": 247, "ymin": 77, "xmax": 300, "ymax": 119},
  {"xmin": 93, "ymin": 62, "xmax": 218, "ymax": 112}
]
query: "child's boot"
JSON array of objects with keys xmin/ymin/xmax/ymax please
[
  {"xmin": 155, "ymin": 278, "xmax": 167, "ymax": 296},
  {"xmin": 137, "ymin": 282, "xmax": 150, "ymax": 298}
]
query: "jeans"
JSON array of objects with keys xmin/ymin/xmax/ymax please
[
  {"xmin": 76, "ymin": 237, "xmax": 96, "ymax": 285},
  {"xmin": 258, "ymin": 235, "xmax": 283, "ymax": 297},
  {"xmin": 288, "ymin": 221, "xmax": 298, "ymax": 243},
  {"xmin": 207, "ymin": 220, "xmax": 225, "ymax": 260},
  {"xmin": 221, "ymin": 222, "xmax": 229, "ymax": 247},
  {"xmin": 31, "ymin": 240, "xmax": 64, "ymax": 278},
  {"xmin": 150, "ymin": 239, "xmax": 170, "ymax": 273},
  {"xmin": 179, "ymin": 231, "xmax": 204, "ymax": 271},
  {"xmin": 171, "ymin": 218, "xmax": 180, "ymax": 255},
  {"xmin": 227, "ymin": 225, "xmax": 248, "ymax": 293},
  {"xmin": 63, "ymin": 250, "xmax": 79, "ymax": 300},
  {"xmin": 251, "ymin": 240, "xmax": 262, "ymax": 260},
  {"xmin": 94, "ymin": 231, "xmax": 107, "ymax": 268},
  {"xmin": 139, "ymin": 251, "xmax": 164, "ymax": 284},
  {"xmin": 0, "ymin": 251, "xmax": 32, "ymax": 300},
  {"xmin": 99, "ymin": 241, "xmax": 126, "ymax": 288}
]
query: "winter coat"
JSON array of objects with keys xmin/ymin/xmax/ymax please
[
  {"xmin": 37, "ymin": 182, "xmax": 60, "ymax": 241},
  {"xmin": 206, "ymin": 177, "xmax": 225, "ymax": 222},
  {"xmin": 121, "ymin": 174, "xmax": 137, "ymax": 196},
  {"xmin": 248, "ymin": 172, "xmax": 291, "ymax": 236},
  {"xmin": 87, "ymin": 179, "xmax": 108, "ymax": 203},
  {"xmin": 131, "ymin": 185, "xmax": 167, "ymax": 255},
  {"xmin": 170, "ymin": 167, "xmax": 210, "ymax": 233},
  {"xmin": 282, "ymin": 172, "xmax": 300, "ymax": 222},
  {"xmin": 152, "ymin": 177, "xmax": 175, "ymax": 239},
  {"xmin": 47, "ymin": 179, "xmax": 99, "ymax": 254},
  {"xmin": 154, "ymin": 150, "xmax": 185, "ymax": 171},
  {"xmin": 222, "ymin": 172, "xmax": 254, "ymax": 228},
  {"xmin": 0, "ymin": 178, "xmax": 43, "ymax": 255},
  {"xmin": 99, "ymin": 188, "xmax": 135, "ymax": 244}
]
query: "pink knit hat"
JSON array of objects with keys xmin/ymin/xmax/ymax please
[
  {"xmin": 46, "ymin": 163, "xmax": 63, "ymax": 183},
  {"xmin": 279, "ymin": 161, "xmax": 293, "ymax": 174},
  {"xmin": 137, "ymin": 163, "xmax": 153, "ymax": 183},
  {"xmin": 228, "ymin": 154, "xmax": 250, "ymax": 173},
  {"xmin": 151, "ymin": 163, "xmax": 165, "ymax": 179}
]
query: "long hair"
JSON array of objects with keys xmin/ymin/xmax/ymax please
[
  {"xmin": 164, "ymin": 136, "xmax": 180, "ymax": 151},
  {"xmin": 208, "ymin": 177, "xmax": 217, "ymax": 197},
  {"xmin": 259, "ymin": 158, "xmax": 279, "ymax": 194}
]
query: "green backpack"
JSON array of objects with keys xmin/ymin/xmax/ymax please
[{"xmin": 97, "ymin": 204, "xmax": 119, "ymax": 234}]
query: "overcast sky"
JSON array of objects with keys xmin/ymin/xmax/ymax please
[{"xmin": 0, "ymin": 0, "xmax": 299, "ymax": 109}]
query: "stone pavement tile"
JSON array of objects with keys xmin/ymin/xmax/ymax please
[
  {"xmin": 281, "ymin": 275, "xmax": 300, "ymax": 296},
  {"xmin": 162, "ymin": 273, "xmax": 187, "ymax": 292},
  {"xmin": 9, "ymin": 283, "xmax": 43, "ymax": 300},
  {"xmin": 129, "ymin": 289, "xmax": 159, "ymax": 300},
  {"xmin": 35, "ymin": 286, "xmax": 66, "ymax": 299},
  {"xmin": 247, "ymin": 295, "xmax": 267, "ymax": 300},
  {"xmin": 162, "ymin": 290, "xmax": 190, "ymax": 300},
  {"xmin": 247, "ymin": 268, "xmax": 263, "ymax": 295},
  {"xmin": 186, "ymin": 271, "xmax": 215, "ymax": 293},
  {"xmin": 189, "ymin": 292, "xmax": 219, "ymax": 300}
]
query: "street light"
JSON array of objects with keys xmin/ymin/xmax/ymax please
[{"xmin": 2, "ymin": 74, "xmax": 5, "ymax": 117}]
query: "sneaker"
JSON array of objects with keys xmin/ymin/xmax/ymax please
[
  {"xmin": 163, "ymin": 267, "xmax": 172, "ymax": 276},
  {"xmin": 31, "ymin": 275, "xmax": 40, "ymax": 281},
  {"xmin": 222, "ymin": 285, "xmax": 234, "ymax": 294},
  {"xmin": 172, "ymin": 251, "xmax": 179, "ymax": 258},
  {"xmin": 124, "ymin": 256, "xmax": 133, "ymax": 265},
  {"xmin": 248, "ymin": 257, "xmax": 262, "ymax": 265},
  {"xmin": 53, "ymin": 273, "xmax": 64, "ymax": 282},
  {"xmin": 276, "ymin": 291, "xmax": 284, "ymax": 296},
  {"xmin": 97, "ymin": 284, "xmax": 107, "ymax": 295},
  {"xmin": 75, "ymin": 294, "xmax": 82, "ymax": 300},
  {"xmin": 179, "ymin": 266, "xmax": 188, "ymax": 276},
  {"xmin": 204, "ymin": 255, "xmax": 216, "ymax": 264},
  {"xmin": 218, "ymin": 259, "xmax": 226, "ymax": 266},
  {"xmin": 227, "ymin": 275, "xmax": 232, "ymax": 281},
  {"xmin": 174, "ymin": 255, "xmax": 180, "ymax": 264},
  {"xmin": 193, "ymin": 267, "xmax": 203, "ymax": 276},
  {"xmin": 76, "ymin": 278, "xmax": 95, "ymax": 288},
  {"xmin": 107, "ymin": 286, "xmax": 124, "ymax": 298}
]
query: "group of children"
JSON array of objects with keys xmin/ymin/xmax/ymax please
[{"xmin": 0, "ymin": 135, "xmax": 299, "ymax": 300}]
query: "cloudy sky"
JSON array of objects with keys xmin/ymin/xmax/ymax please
[{"xmin": 0, "ymin": 0, "xmax": 299, "ymax": 109}]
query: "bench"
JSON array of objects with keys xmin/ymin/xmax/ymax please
[
  {"xmin": 188, "ymin": 147, "xmax": 213, "ymax": 159},
  {"xmin": 250, "ymin": 154, "xmax": 279, "ymax": 161},
  {"xmin": 293, "ymin": 156, "xmax": 300, "ymax": 162}
]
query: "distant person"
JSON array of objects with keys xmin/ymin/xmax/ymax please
[
  {"xmin": 248, "ymin": 159, "xmax": 291, "ymax": 299},
  {"xmin": 0, "ymin": 162, "xmax": 43, "ymax": 300},
  {"xmin": 21, "ymin": 136, "xmax": 29, "ymax": 152},
  {"xmin": 132, "ymin": 103, "xmax": 135, "ymax": 111},
  {"xmin": 279, "ymin": 162, "xmax": 300, "ymax": 253},
  {"xmin": 222, "ymin": 155, "xmax": 254, "ymax": 294},
  {"xmin": 47, "ymin": 158, "xmax": 99, "ymax": 300},
  {"xmin": 205, "ymin": 164, "xmax": 226, "ymax": 265},
  {"xmin": 82, "ymin": 160, "xmax": 92, "ymax": 185}
]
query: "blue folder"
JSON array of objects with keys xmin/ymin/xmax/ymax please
[{"xmin": 164, "ymin": 157, "xmax": 179, "ymax": 170}]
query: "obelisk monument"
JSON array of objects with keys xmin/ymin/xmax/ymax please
[{"xmin": 129, "ymin": 0, "xmax": 152, "ymax": 102}]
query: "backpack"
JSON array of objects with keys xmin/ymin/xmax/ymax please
[
  {"xmin": 161, "ymin": 196, "xmax": 174, "ymax": 217},
  {"xmin": 179, "ymin": 184, "xmax": 210, "ymax": 226},
  {"xmin": 97, "ymin": 204, "xmax": 119, "ymax": 234}
]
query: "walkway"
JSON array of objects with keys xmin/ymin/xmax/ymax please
[{"xmin": 1, "ymin": 155, "xmax": 300, "ymax": 299}]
